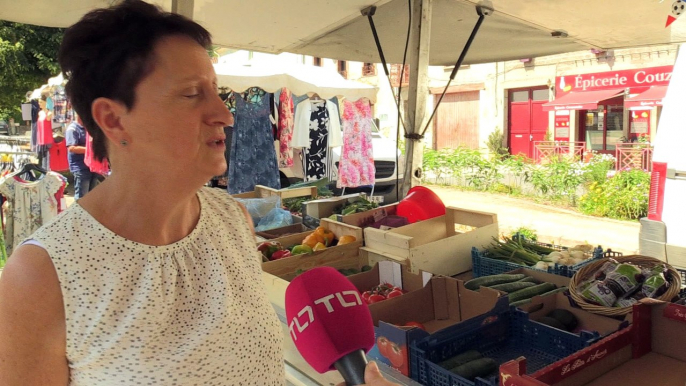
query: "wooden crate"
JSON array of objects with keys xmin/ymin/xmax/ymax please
[
  {"xmin": 260, "ymin": 218, "xmax": 364, "ymax": 279},
  {"xmin": 361, "ymin": 206, "xmax": 498, "ymax": 276},
  {"xmin": 255, "ymin": 215, "xmax": 305, "ymax": 243},
  {"xmin": 232, "ymin": 184, "xmax": 317, "ymax": 200},
  {"xmin": 336, "ymin": 203, "xmax": 399, "ymax": 228},
  {"xmin": 301, "ymin": 193, "xmax": 366, "ymax": 219}
]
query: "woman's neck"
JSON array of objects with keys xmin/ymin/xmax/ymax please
[{"xmin": 77, "ymin": 173, "xmax": 202, "ymax": 246}]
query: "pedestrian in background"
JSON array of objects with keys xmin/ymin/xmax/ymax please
[{"xmin": 66, "ymin": 115, "xmax": 98, "ymax": 198}]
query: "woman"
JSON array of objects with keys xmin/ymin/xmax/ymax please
[{"xmin": 0, "ymin": 1, "xmax": 398, "ymax": 385}]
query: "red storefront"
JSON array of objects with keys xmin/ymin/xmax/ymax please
[{"xmin": 543, "ymin": 65, "xmax": 673, "ymax": 153}]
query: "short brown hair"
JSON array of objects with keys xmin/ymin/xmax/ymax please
[{"xmin": 58, "ymin": 0, "xmax": 212, "ymax": 161}]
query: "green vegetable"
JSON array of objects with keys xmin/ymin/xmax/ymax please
[
  {"xmin": 361, "ymin": 265, "xmax": 373, "ymax": 272},
  {"xmin": 508, "ymin": 283, "xmax": 557, "ymax": 303},
  {"xmin": 464, "ymin": 274, "xmax": 527, "ymax": 291},
  {"xmin": 437, "ymin": 350, "xmax": 483, "ymax": 370},
  {"xmin": 537, "ymin": 316, "xmax": 567, "ymax": 331},
  {"xmin": 537, "ymin": 286, "xmax": 568, "ymax": 298},
  {"xmin": 449, "ymin": 358, "xmax": 498, "ymax": 381},
  {"xmin": 333, "ymin": 197, "xmax": 380, "ymax": 216},
  {"xmin": 483, "ymin": 236, "xmax": 558, "ymax": 267},
  {"xmin": 516, "ymin": 276, "xmax": 540, "ymax": 284},
  {"xmin": 547, "ymin": 309, "xmax": 578, "ymax": 332},
  {"xmin": 509, "ymin": 298, "xmax": 533, "ymax": 308},
  {"xmin": 488, "ymin": 281, "xmax": 536, "ymax": 293}
]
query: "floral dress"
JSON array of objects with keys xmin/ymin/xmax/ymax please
[
  {"xmin": 305, "ymin": 101, "xmax": 330, "ymax": 181},
  {"xmin": 277, "ymin": 88, "xmax": 294, "ymax": 168},
  {"xmin": 227, "ymin": 89, "xmax": 280, "ymax": 194},
  {"xmin": 0, "ymin": 172, "xmax": 66, "ymax": 254},
  {"xmin": 337, "ymin": 99, "xmax": 376, "ymax": 188}
]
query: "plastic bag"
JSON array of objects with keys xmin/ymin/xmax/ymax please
[
  {"xmin": 256, "ymin": 208, "xmax": 294, "ymax": 232},
  {"xmin": 234, "ymin": 196, "xmax": 281, "ymax": 226}
]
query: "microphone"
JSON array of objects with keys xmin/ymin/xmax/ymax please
[{"xmin": 285, "ymin": 267, "xmax": 376, "ymax": 386}]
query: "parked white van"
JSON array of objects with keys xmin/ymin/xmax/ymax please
[{"xmin": 639, "ymin": 44, "xmax": 686, "ymax": 270}]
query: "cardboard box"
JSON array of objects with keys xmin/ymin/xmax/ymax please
[
  {"xmin": 231, "ymin": 184, "xmax": 317, "ymax": 200},
  {"xmin": 361, "ymin": 206, "xmax": 499, "ymax": 276},
  {"xmin": 501, "ymin": 301, "xmax": 686, "ymax": 386},
  {"xmin": 351, "ymin": 274, "xmax": 502, "ymax": 377},
  {"xmin": 260, "ymin": 218, "xmax": 364, "ymax": 280},
  {"xmin": 518, "ymin": 292, "xmax": 630, "ymax": 337}
]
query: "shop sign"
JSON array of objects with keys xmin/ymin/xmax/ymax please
[
  {"xmin": 555, "ymin": 113, "xmax": 570, "ymax": 140},
  {"xmin": 556, "ymin": 66, "xmax": 673, "ymax": 96},
  {"xmin": 630, "ymin": 110, "xmax": 650, "ymax": 134}
]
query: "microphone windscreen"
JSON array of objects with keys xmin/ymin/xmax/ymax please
[{"xmin": 285, "ymin": 267, "xmax": 375, "ymax": 373}]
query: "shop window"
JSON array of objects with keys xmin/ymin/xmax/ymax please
[
  {"xmin": 362, "ymin": 62, "xmax": 376, "ymax": 76},
  {"xmin": 532, "ymin": 89, "xmax": 549, "ymax": 101},
  {"xmin": 511, "ymin": 90, "xmax": 529, "ymax": 102},
  {"xmin": 338, "ymin": 60, "xmax": 348, "ymax": 79},
  {"xmin": 583, "ymin": 103, "xmax": 625, "ymax": 152}
]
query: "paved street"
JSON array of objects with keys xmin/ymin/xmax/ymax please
[{"xmin": 428, "ymin": 185, "xmax": 640, "ymax": 255}]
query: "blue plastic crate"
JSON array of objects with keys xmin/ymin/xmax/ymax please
[
  {"xmin": 410, "ymin": 307, "xmax": 600, "ymax": 386},
  {"xmin": 471, "ymin": 241, "xmax": 615, "ymax": 279}
]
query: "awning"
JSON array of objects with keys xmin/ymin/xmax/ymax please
[
  {"xmin": 542, "ymin": 89, "xmax": 625, "ymax": 112},
  {"xmin": 625, "ymin": 86, "xmax": 668, "ymax": 109}
]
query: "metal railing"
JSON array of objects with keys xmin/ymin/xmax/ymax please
[
  {"xmin": 533, "ymin": 141, "xmax": 585, "ymax": 163},
  {"xmin": 615, "ymin": 142, "xmax": 653, "ymax": 171}
]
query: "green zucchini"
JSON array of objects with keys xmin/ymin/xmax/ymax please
[
  {"xmin": 449, "ymin": 357, "xmax": 498, "ymax": 381},
  {"xmin": 437, "ymin": 350, "xmax": 482, "ymax": 370},
  {"xmin": 464, "ymin": 274, "xmax": 527, "ymax": 290},
  {"xmin": 488, "ymin": 281, "xmax": 536, "ymax": 293},
  {"xmin": 509, "ymin": 298, "xmax": 534, "ymax": 308},
  {"xmin": 516, "ymin": 276, "xmax": 540, "ymax": 284},
  {"xmin": 508, "ymin": 283, "xmax": 557, "ymax": 303}
]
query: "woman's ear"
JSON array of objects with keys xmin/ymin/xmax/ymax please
[{"xmin": 91, "ymin": 97, "xmax": 128, "ymax": 144}]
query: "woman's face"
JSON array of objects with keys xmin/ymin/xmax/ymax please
[{"xmin": 118, "ymin": 34, "xmax": 232, "ymax": 183}]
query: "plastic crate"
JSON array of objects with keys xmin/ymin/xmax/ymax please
[
  {"xmin": 471, "ymin": 240, "xmax": 615, "ymax": 279},
  {"xmin": 410, "ymin": 307, "xmax": 600, "ymax": 386}
]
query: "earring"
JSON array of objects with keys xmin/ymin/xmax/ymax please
[{"xmin": 120, "ymin": 140, "xmax": 128, "ymax": 146}]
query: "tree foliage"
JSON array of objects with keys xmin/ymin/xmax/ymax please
[{"xmin": 0, "ymin": 21, "xmax": 64, "ymax": 121}]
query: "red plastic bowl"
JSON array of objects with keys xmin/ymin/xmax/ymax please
[{"xmin": 396, "ymin": 186, "xmax": 446, "ymax": 223}]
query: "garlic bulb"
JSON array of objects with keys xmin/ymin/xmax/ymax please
[
  {"xmin": 570, "ymin": 250, "xmax": 585, "ymax": 260},
  {"xmin": 534, "ymin": 261, "xmax": 550, "ymax": 270}
]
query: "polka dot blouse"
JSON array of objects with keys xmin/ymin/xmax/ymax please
[{"xmin": 28, "ymin": 187, "xmax": 285, "ymax": 385}]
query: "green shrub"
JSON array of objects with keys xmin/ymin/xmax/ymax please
[
  {"xmin": 512, "ymin": 226, "xmax": 538, "ymax": 241},
  {"xmin": 579, "ymin": 169, "xmax": 650, "ymax": 220},
  {"xmin": 529, "ymin": 157, "xmax": 585, "ymax": 204},
  {"xmin": 485, "ymin": 128, "xmax": 508, "ymax": 160}
]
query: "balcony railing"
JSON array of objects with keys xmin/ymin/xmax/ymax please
[
  {"xmin": 533, "ymin": 141, "xmax": 585, "ymax": 163},
  {"xmin": 615, "ymin": 143, "xmax": 653, "ymax": 171}
]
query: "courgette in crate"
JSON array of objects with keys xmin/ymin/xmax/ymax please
[
  {"xmin": 516, "ymin": 276, "xmax": 540, "ymax": 284},
  {"xmin": 438, "ymin": 350, "xmax": 482, "ymax": 370},
  {"xmin": 464, "ymin": 274, "xmax": 527, "ymax": 290},
  {"xmin": 449, "ymin": 357, "xmax": 498, "ymax": 381},
  {"xmin": 508, "ymin": 283, "xmax": 557, "ymax": 303},
  {"xmin": 488, "ymin": 281, "xmax": 536, "ymax": 293}
]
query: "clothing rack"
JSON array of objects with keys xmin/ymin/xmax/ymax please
[{"xmin": 0, "ymin": 151, "xmax": 37, "ymax": 156}]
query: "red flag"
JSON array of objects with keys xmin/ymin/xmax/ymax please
[{"xmin": 666, "ymin": 15, "xmax": 678, "ymax": 27}]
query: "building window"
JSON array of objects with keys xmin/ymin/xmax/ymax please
[
  {"xmin": 338, "ymin": 60, "xmax": 348, "ymax": 78},
  {"xmin": 313, "ymin": 57, "xmax": 322, "ymax": 67},
  {"xmin": 363, "ymin": 62, "xmax": 376, "ymax": 76}
]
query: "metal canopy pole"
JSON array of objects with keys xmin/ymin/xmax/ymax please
[{"xmin": 401, "ymin": 0, "xmax": 432, "ymax": 197}]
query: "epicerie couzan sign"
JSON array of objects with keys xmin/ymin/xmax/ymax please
[{"xmin": 556, "ymin": 65, "xmax": 673, "ymax": 96}]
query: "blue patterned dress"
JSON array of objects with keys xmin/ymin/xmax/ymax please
[{"xmin": 227, "ymin": 91, "xmax": 280, "ymax": 194}]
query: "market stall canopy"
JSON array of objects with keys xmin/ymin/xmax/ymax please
[
  {"xmin": 2, "ymin": 0, "xmax": 685, "ymax": 66},
  {"xmin": 625, "ymin": 86, "xmax": 668, "ymax": 110},
  {"xmin": 542, "ymin": 89, "xmax": 625, "ymax": 112},
  {"xmin": 213, "ymin": 63, "xmax": 378, "ymax": 102}
]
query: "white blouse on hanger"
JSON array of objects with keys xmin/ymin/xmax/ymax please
[{"xmin": 291, "ymin": 99, "xmax": 342, "ymax": 149}]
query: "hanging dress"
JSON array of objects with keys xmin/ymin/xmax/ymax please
[
  {"xmin": 227, "ymin": 90, "xmax": 280, "ymax": 194},
  {"xmin": 337, "ymin": 99, "xmax": 376, "ymax": 188},
  {"xmin": 292, "ymin": 99, "xmax": 342, "ymax": 181},
  {"xmin": 277, "ymin": 88, "xmax": 294, "ymax": 168}
]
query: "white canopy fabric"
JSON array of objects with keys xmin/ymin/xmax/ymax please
[
  {"xmin": 213, "ymin": 63, "xmax": 378, "ymax": 102},
  {"xmin": 2, "ymin": 0, "xmax": 685, "ymax": 66}
]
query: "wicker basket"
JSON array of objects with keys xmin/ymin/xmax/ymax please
[{"xmin": 569, "ymin": 255, "xmax": 682, "ymax": 316}]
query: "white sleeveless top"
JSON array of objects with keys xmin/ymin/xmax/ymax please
[{"xmin": 28, "ymin": 187, "xmax": 284, "ymax": 385}]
